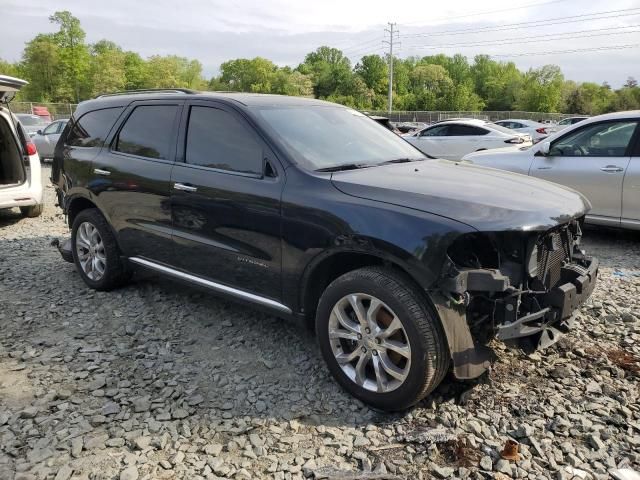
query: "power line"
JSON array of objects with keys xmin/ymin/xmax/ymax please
[
  {"xmin": 405, "ymin": 26, "xmax": 640, "ymax": 50},
  {"xmin": 402, "ymin": 0, "xmax": 570, "ymax": 25},
  {"xmin": 490, "ymin": 43, "xmax": 639, "ymax": 58},
  {"xmin": 401, "ymin": 8, "xmax": 640, "ymax": 38}
]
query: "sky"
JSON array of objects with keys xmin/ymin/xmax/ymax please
[{"xmin": 1, "ymin": 0, "xmax": 639, "ymax": 87}]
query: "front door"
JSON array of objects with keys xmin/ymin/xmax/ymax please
[
  {"xmin": 38, "ymin": 120, "xmax": 65, "ymax": 158},
  {"xmin": 170, "ymin": 101, "xmax": 284, "ymax": 302},
  {"xmin": 530, "ymin": 120, "xmax": 638, "ymax": 222}
]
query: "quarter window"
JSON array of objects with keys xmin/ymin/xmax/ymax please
[
  {"xmin": 185, "ymin": 106, "xmax": 263, "ymax": 175},
  {"xmin": 115, "ymin": 105, "xmax": 178, "ymax": 160},
  {"xmin": 66, "ymin": 108, "xmax": 123, "ymax": 147},
  {"xmin": 550, "ymin": 121, "xmax": 637, "ymax": 157}
]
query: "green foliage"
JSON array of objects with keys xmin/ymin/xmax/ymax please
[{"xmin": 2, "ymin": 11, "xmax": 640, "ymax": 114}]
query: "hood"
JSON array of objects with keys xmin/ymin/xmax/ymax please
[
  {"xmin": 0, "ymin": 75, "xmax": 28, "ymax": 103},
  {"xmin": 331, "ymin": 160, "xmax": 591, "ymax": 232}
]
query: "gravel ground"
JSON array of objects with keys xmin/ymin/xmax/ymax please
[{"xmin": 0, "ymin": 166, "xmax": 638, "ymax": 480}]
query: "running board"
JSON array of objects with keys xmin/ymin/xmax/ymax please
[{"xmin": 128, "ymin": 257, "xmax": 292, "ymax": 314}]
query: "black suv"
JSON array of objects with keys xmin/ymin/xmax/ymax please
[{"xmin": 52, "ymin": 90, "xmax": 598, "ymax": 410}]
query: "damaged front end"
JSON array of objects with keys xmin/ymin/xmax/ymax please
[{"xmin": 434, "ymin": 218, "xmax": 598, "ymax": 379}]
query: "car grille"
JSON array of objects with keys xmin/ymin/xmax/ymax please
[{"xmin": 537, "ymin": 229, "xmax": 572, "ymax": 288}]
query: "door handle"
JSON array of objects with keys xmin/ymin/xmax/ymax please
[
  {"xmin": 600, "ymin": 166, "xmax": 624, "ymax": 173},
  {"xmin": 537, "ymin": 166, "xmax": 552, "ymax": 170},
  {"xmin": 173, "ymin": 182, "xmax": 198, "ymax": 193},
  {"xmin": 94, "ymin": 168, "xmax": 111, "ymax": 176}
]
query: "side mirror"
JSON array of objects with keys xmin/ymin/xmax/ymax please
[
  {"xmin": 539, "ymin": 141, "xmax": 551, "ymax": 156},
  {"xmin": 37, "ymin": 129, "xmax": 43, "ymax": 135}
]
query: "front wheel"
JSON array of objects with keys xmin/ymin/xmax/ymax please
[{"xmin": 316, "ymin": 267, "xmax": 450, "ymax": 411}]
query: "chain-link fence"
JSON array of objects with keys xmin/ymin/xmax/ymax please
[
  {"xmin": 368, "ymin": 110, "xmax": 573, "ymax": 124},
  {"xmin": 9, "ymin": 101, "xmax": 572, "ymax": 125},
  {"xmin": 10, "ymin": 102, "xmax": 78, "ymax": 120}
]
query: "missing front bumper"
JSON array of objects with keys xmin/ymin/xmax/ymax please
[{"xmin": 495, "ymin": 256, "xmax": 599, "ymax": 349}]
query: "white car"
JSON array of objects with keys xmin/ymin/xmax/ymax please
[
  {"xmin": 463, "ymin": 110, "xmax": 640, "ymax": 230},
  {"xmin": 405, "ymin": 119, "xmax": 532, "ymax": 161},
  {"xmin": 0, "ymin": 76, "xmax": 44, "ymax": 218},
  {"xmin": 493, "ymin": 119, "xmax": 549, "ymax": 143}
]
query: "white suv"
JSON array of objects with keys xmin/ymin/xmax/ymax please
[{"xmin": 0, "ymin": 76, "xmax": 43, "ymax": 218}]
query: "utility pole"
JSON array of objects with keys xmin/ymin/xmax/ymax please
[{"xmin": 384, "ymin": 23, "xmax": 399, "ymax": 114}]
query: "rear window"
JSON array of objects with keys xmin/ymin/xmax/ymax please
[{"xmin": 66, "ymin": 108, "xmax": 123, "ymax": 148}]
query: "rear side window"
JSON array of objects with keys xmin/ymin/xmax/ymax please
[
  {"xmin": 115, "ymin": 105, "xmax": 178, "ymax": 160},
  {"xmin": 448, "ymin": 124, "xmax": 488, "ymax": 136},
  {"xmin": 185, "ymin": 106, "xmax": 263, "ymax": 175},
  {"xmin": 66, "ymin": 108, "xmax": 122, "ymax": 147},
  {"xmin": 421, "ymin": 125, "xmax": 449, "ymax": 137}
]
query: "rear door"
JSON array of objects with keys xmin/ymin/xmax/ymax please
[
  {"xmin": 445, "ymin": 123, "xmax": 491, "ymax": 159},
  {"xmin": 169, "ymin": 100, "xmax": 285, "ymax": 302},
  {"xmin": 91, "ymin": 100, "xmax": 183, "ymax": 263},
  {"xmin": 530, "ymin": 119, "xmax": 638, "ymax": 224}
]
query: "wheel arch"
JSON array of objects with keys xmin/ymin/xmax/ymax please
[{"xmin": 300, "ymin": 249, "xmax": 430, "ymax": 329}]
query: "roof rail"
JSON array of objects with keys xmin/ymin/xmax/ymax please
[{"xmin": 95, "ymin": 88, "xmax": 198, "ymax": 99}]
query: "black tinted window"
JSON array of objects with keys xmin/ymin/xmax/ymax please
[
  {"xmin": 448, "ymin": 124, "xmax": 488, "ymax": 136},
  {"xmin": 66, "ymin": 108, "xmax": 122, "ymax": 147},
  {"xmin": 421, "ymin": 125, "xmax": 449, "ymax": 136},
  {"xmin": 186, "ymin": 106, "xmax": 263, "ymax": 174},
  {"xmin": 115, "ymin": 105, "xmax": 178, "ymax": 159}
]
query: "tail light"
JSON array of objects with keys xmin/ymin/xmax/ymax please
[
  {"xmin": 25, "ymin": 142, "xmax": 37, "ymax": 156},
  {"xmin": 536, "ymin": 127, "xmax": 547, "ymax": 134},
  {"xmin": 505, "ymin": 137, "xmax": 525, "ymax": 144}
]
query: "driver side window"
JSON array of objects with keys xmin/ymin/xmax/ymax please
[
  {"xmin": 550, "ymin": 121, "xmax": 637, "ymax": 157},
  {"xmin": 43, "ymin": 122, "xmax": 60, "ymax": 135}
]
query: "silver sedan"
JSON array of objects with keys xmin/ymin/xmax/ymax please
[{"xmin": 32, "ymin": 119, "xmax": 68, "ymax": 161}]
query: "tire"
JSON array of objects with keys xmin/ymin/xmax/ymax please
[
  {"xmin": 71, "ymin": 208, "xmax": 131, "ymax": 291},
  {"xmin": 316, "ymin": 266, "xmax": 450, "ymax": 411},
  {"xmin": 20, "ymin": 204, "xmax": 43, "ymax": 218}
]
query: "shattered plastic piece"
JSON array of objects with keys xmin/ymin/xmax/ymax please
[
  {"xmin": 565, "ymin": 466, "xmax": 589, "ymax": 479},
  {"xmin": 610, "ymin": 469, "xmax": 640, "ymax": 480},
  {"xmin": 500, "ymin": 438, "xmax": 520, "ymax": 461},
  {"xmin": 311, "ymin": 466, "xmax": 402, "ymax": 480},
  {"xmin": 399, "ymin": 428, "xmax": 458, "ymax": 444}
]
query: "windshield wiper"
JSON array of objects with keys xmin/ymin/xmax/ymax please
[
  {"xmin": 380, "ymin": 158, "xmax": 420, "ymax": 165},
  {"xmin": 315, "ymin": 163, "xmax": 373, "ymax": 172}
]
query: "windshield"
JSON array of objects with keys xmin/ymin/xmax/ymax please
[
  {"xmin": 16, "ymin": 114, "xmax": 47, "ymax": 126},
  {"xmin": 252, "ymin": 106, "xmax": 425, "ymax": 170}
]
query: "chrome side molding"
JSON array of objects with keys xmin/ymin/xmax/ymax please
[{"xmin": 128, "ymin": 257, "xmax": 292, "ymax": 314}]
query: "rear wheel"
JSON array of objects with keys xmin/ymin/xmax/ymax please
[
  {"xmin": 316, "ymin": 266, "xmax": 449, "ymax": 411},
  {"xmin": 71, "ymin": 208, "xmax": 130, "ymax": 291},
  {"xmin": 20, "ymin": 204, "xmax": 43, "ymax": 218}
]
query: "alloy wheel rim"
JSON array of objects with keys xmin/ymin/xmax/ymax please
[
  {"xmin": 76, "ymin": 222, "xmax": 106, "ymax": 281},
  {"xmin": 328, "ymin": 293, "xmax": 411, "ymax": 393}
]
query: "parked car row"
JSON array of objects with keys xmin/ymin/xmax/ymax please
[{"xmin": 403, "ymin": 119, "xmax": 532, "ymax": 160}]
